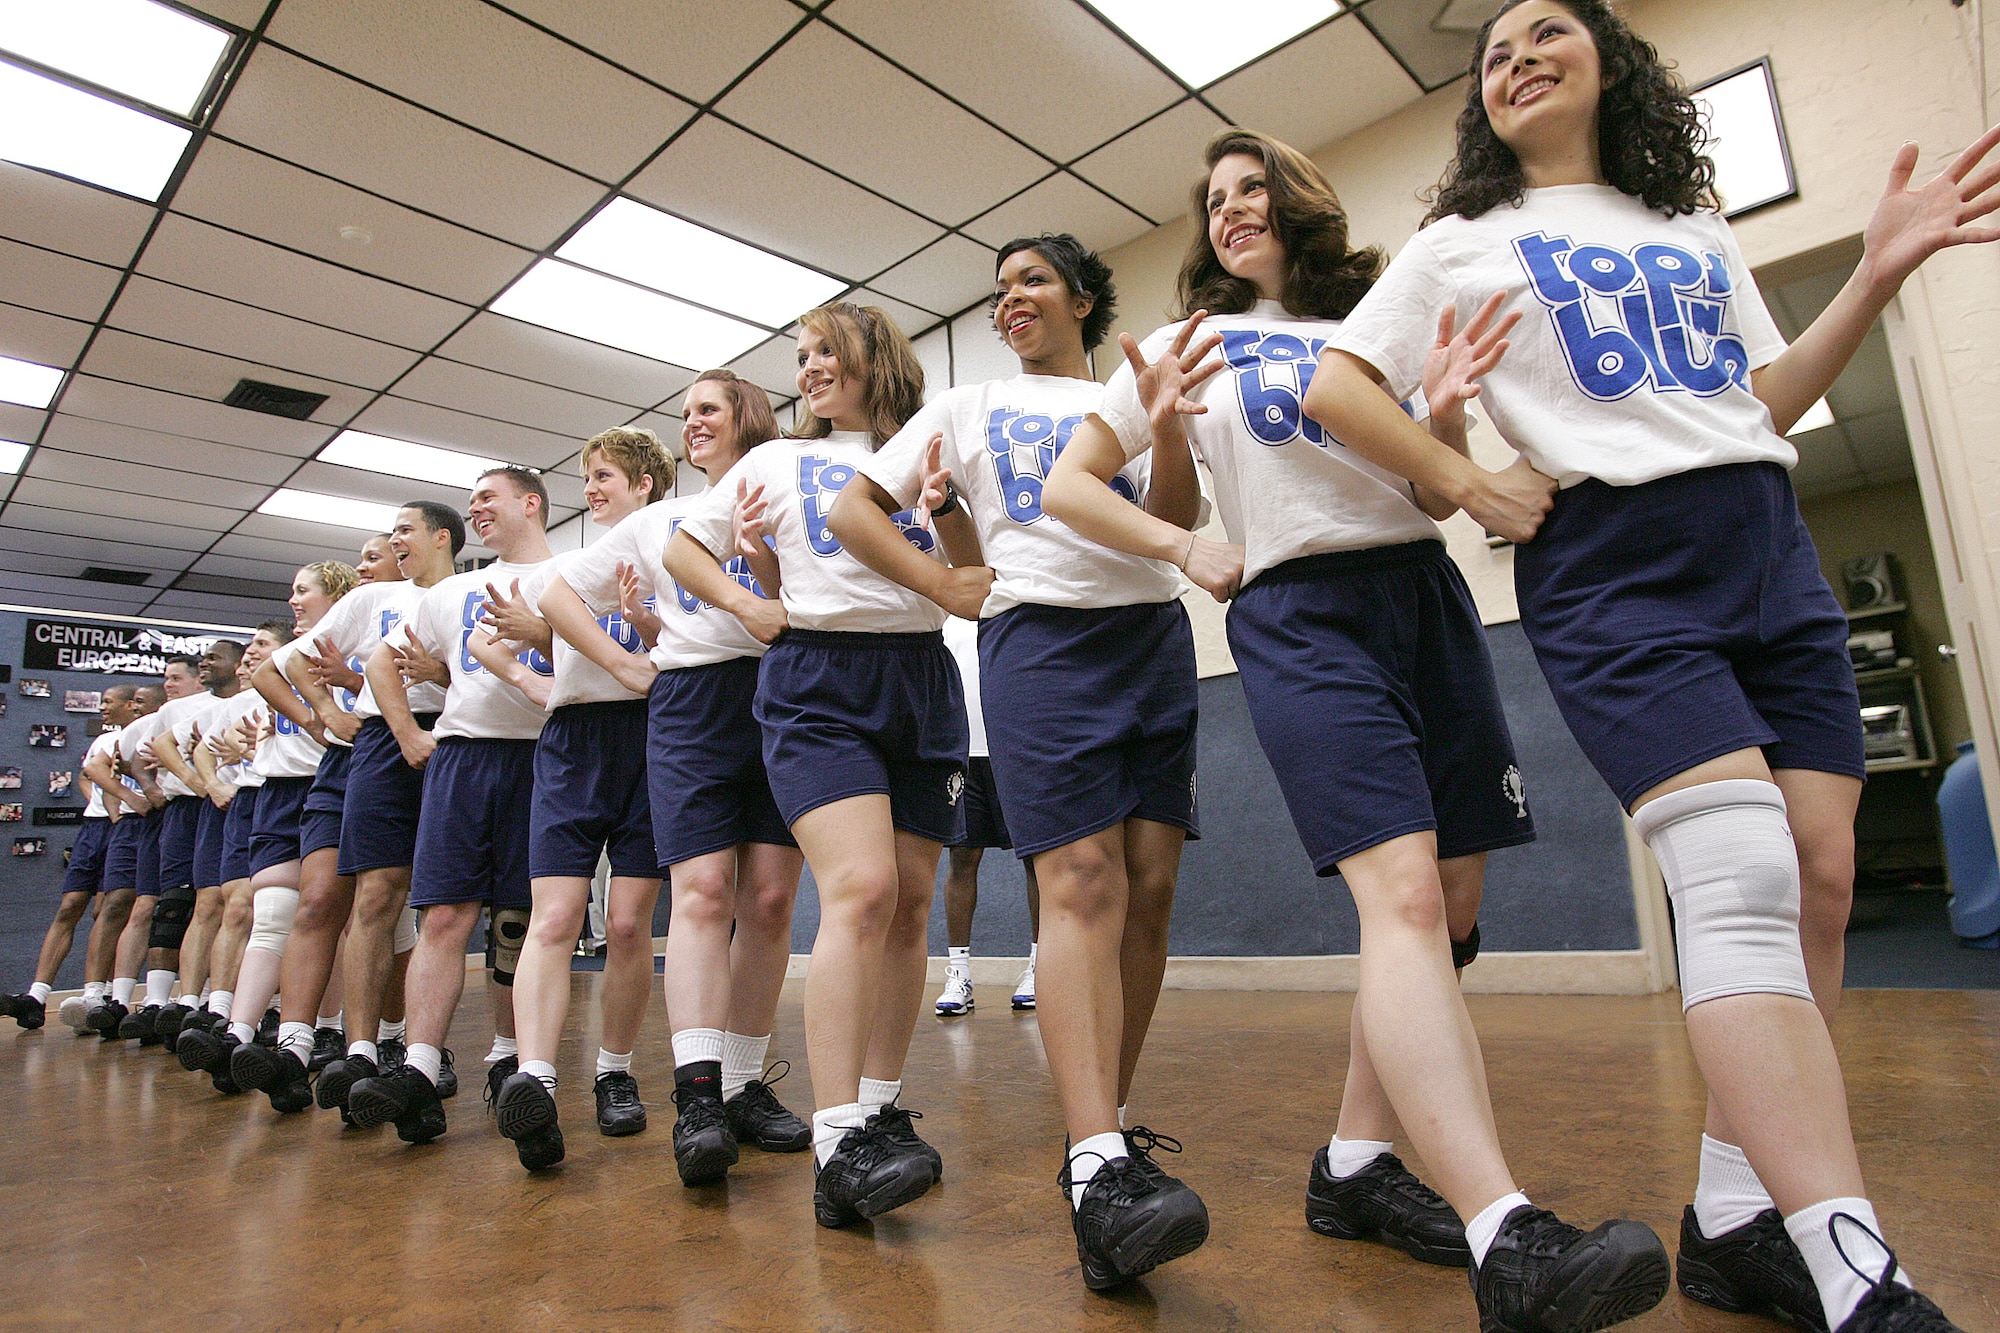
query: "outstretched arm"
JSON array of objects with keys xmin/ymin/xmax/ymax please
[
  {"xmin": 827, "ymin": 464, "xmax": 992, "ymax": 621},
  {"xmin": 541, "ymin": 575, "xmax": 658, "ymax": 697},
  {"xmin": 664, "ymin": 529, "xmax": 788, "ymax": 645}
]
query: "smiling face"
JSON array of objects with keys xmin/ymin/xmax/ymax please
[
  {"xmin": 289, "ymin": 568, "xmax": 335, "ymax": 634},
  {"xmin": 795, "ymin": 327, "xmax": 865, "ymax": 431},
  {"xmin": 355, "ymin": 535, "xmax": 399, "ymax": 584},
  {"xmin": 581, "ymin": 449, "xmax": 649, "ymax": 527},
  {"xmin": 163, "ymin": 662, "xmax": 200, "ymax": 700},
  {"xmin": 243, "ymin": 628, "xmax": 283, "ymax": 676},
  {"xmin": 466, "ymin": 473, "xmax": 540, "ymax": 554},
  {"xmin": 1480, "ymin": 0, "xmax": 1603, "ymax": 167},
  {"xmin": 1206, "ymin": 152, "xmax": 1285, "ymax": 300},
  {"xmin": 197, "ymin": 641, "xmax": 240, "ymax": 689},
  {"xmin": 682, "ymin": 379, "xmax": 743, "ymax": 478},
  {"xmin": 992, "ymin": 248, "xmax": 1089, "ymax": 366}
]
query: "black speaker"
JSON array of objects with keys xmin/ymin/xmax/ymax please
[{"xmin": 1843, "ymin": 552, "xmax": 1901, "ymax": 610}]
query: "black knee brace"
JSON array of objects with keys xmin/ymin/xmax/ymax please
[
  {"xmin": 1451, "ymin": 922, "xmax": 1482, "ymax": 971},
  {"xmin": 149, "ymin": 884, "xmax": 196, "ymax": 951}
]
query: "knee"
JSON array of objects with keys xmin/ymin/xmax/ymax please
[
  {"xmin": 352, "ymin": 883, "xmax": 402, "ymax": 929},
  {"xmin": 672, "ymin": 870, "xmax": 736, "ymax": 927},
  {"xmin": 528, "ymin": 897, "xmax": 585, "ymax": 949},
  {"xmin": 1368, "ymin": 877, "xmax": 1447, "ymax": 938},
  {"xmin": 740, "ymin": 879, "xmax": 797, "ymax": 937},
  {"xmin": 1042, "ymin": 844, "xmax": 1124, "ymax": 922},
  {"xmin": 1795, "ymin": 839, "xmax": 1855, "ymax": 933},
  {"xmin": 221, "ymin": 895, "xmax": 255, "ymax": 934},
  {"xmin": 1123, "ymin": 869, "xmax": 1177, "ymax": 935},
  {"xmin": 819, "ymin": 868, "xmax": 900, "ymax": 936},
  {"xmin": 604, "ymin": 899, "xmax": 652, "ymax": 950},
  {"xmin": 55, "ymin": 895, "xmax": 91, "ymax": 927}
]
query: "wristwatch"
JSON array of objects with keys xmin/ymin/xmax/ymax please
[{"xmin": 932, "ymin": 479, "xmax": 960, "ymax": 516}]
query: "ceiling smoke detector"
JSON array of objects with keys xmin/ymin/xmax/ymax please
[{"xmin": 339, "ymin": 225, "xmax": 373, "ymax": 245}]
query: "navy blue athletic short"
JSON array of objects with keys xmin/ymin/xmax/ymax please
[
  {"xmin": 62, "ymin": 818, "xmax": 111, "ymax": 895},
  {"xmin": 950, "ymin": 758, "xmax": 1012, "ymax": 850},
  {"xmin": 104, "ymin": 811, "xmax": 146, "ymax": 893},
  {"xmin": 756, "ymin": 629, "xmax": 969, "ymax": 843},
  {"xmin": 410, "ymin": 737, "xmax": 536, "ymax": 909},
  {"xmin": 193, "ymin": 797, "xmax": 226, "ymax": 889},
  {"xmin": 531, "ymin": 699, "xmax": 658, "ymax": 879},
  {"xmin": 301, "ymin": 744, "xmax": 350, "ymax": 860},
  {"xmin": 135, "ymin": 806, "xmax": 164, "ymax": 896},
  {"xmin": 250, "ymin": 776, "xmax": 311, "ymax": 876},
  {"xmin": 1514, "ymin": 462, "xmax": 1865, "ymax": 810},
  {"xmin": 1228, "ymin": 540, "xmax": 1536, "ymax": 872},
  {"xmin": 338, "ymin": 713, "xmax": 437, "ymax": 878},
  {"xmin": 649, "ymin": 657, "xmax": 794, "ymax": 867},
  {"xmin": 980, "ymin": 601, "xmax": 1200, "ymax": 858},
  {"xmin": 220, "ymin": 784, "xmax": 259, "ymax": 883},
  {"xmin": 157, "ymin": 795, "xmax": 200, "ymax": 894}
]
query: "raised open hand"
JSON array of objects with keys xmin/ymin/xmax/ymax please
[
  {"xmin": 1862, "ymin": 123, "xmax": 2000, "ymax": 290},
  {"xmin": 1422, "ymin": 291, "xmax": 1519, "ymax": 436},
  {"xmin": 732, "ymin": 479, "xmax": 772, "ymax": 563},
  {"xmin": 1125, "ymin": 310, "xmax": 1227, "ymax": 433}
]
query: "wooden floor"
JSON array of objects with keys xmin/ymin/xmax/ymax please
[{"xmin": 2, "ymin": 981, "xmax": 1996, "ymax": 1333}]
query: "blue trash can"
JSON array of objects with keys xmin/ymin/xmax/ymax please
[{"xmin": 1938, "ymin": 740, "xmax": 2000, "ymax": 947}]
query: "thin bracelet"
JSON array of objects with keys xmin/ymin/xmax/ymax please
[{"xmin": 1176, "ymin": 529, "xmax": 1196, "ymax": 571}]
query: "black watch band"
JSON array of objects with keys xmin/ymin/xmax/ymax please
[{"xmin": 932, "ymin": 479, "xmax": 960, "ymax": 516}]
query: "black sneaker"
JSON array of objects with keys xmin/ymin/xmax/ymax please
[
  {"xmin": 233, "ymin": 1042, "xmax": 313, "ymax": 1112},
  {"xmin": 1, "ymin": 993, "xmax": 45, "ymax": 1030},
  {"xmin": 1068, "ymin": 1151, "xmax": 1211, "ymax": 1291},
  {"xmin": 1677, "ymin": 1206, "xmax": 1828, "ymax": 1330},
  {"xmin": 1471, "ymin": 1204, "xmax": 1670, "ymax": 1333},
  {"xmin": 210, "ymin": 1036, "xmax": 246, "ymax": 1095},
  {"xmin": 316, "ymin": 1052, "xmax": 377, "ymax": 1123},
  {"xmin": 670, "ymin": 1085, "xmax": 739, "ymax": 1185},
  {"xmin": 153, "ymin": 1003, "xmax": 194, "ymax": 1050},
  {"xmin": 119, "ymin": 1004, "xmax": 161, "ymax": 1044},
  {"xmin": 88, "ymin": 1000, "xmax": 127, "ymax": 1037},
  {"xmin": 483, "ymin": 1055, "xmax": 518, "ymax": 1110},
  {"xmin": 257, "ymin": 1008, "xmax": 280, "ymax": 1045},
  {"xmin": 724, "ymin": 1063, "xmax": 810, "ymax": 1152},
  {"xmin": 1306, "ymin": 1147, "xmax": 1471, "ymax": 1266},
  {"xmin": 1826, "ymin": 1213, "xmax": 1963, "ymax": 1333},
  {"xmin": 871, "ymin": 1103, "xmax": 943, "ymax": 1184},
  {"xmin": 175, "ymin": 1022, "xmax": 231, "ymax": 1073},
  {"xmin": 493, "ymin": 1071, "xmax": 565, "ymax": 1170},
  {"xmin": 349, "ymin": 1064, "xmax": 447, "ymax": 1143},
  {"xmin": 433, "ymin": 1048, "xmax": 457, "ymax": 1099},
  {"xmin": 813, "ymin": 1117, "xmax": 936, "ymax": 1228},
  {"xmin": 594, "ymin": 1071, "xmax": 647, "ymax": 1137},
  {"xmin": 307, "ymin": 1026, "xmax": 344, "ymax": 1073}
]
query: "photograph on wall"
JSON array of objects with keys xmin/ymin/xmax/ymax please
[
  {"xmin": 18, "ymin": 678, "xmax": 50, "ymax": 698},
  {"xmin": 0, "ymin": 767, "xmax": 17, "ymax": 789},
  {"xmin": 12, "ymin": 837, "xmax": 45, "ymax": 857},
  {"xmin": 63, "ymin": 690, "xmax": 103, "ymax": 714},
  {"xmin": 27, "ymin": 725, "xmax": 68, "ymax": 749},
  {"xmin": 0, "ymin": 804, "xmax": 22, "ymax": 823},
  {"xmin": 48, "ymin": 771, "xmax": 75, "ymax": 798}
]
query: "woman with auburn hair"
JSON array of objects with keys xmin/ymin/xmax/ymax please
[
  {"xmin": 520, "ymin": 385, "xmax": 814, "ymax": 1185},
  {"xmin": 1048, "ymin": 125, "xmax": 1662, "ymax": 1329},
  {"xmin": 1316, "ymin": 4, "xmax": 2000, "ymax": 1331},
  {"xmin": 666, "ymin": 303, "xmax": 964, "ymax": 1227}
]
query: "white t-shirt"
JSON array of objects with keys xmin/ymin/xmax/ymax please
[
  {"xmin": 943, "ymin": 616, "xmax": 986, "ymax": 758},
  {"xmin": 858, "ymin": 375, "xmax": 1186, "ymax": 616},
  {"xmin": 1100, "ymin": 300, "xmax": 1440, "ymax": 584},
  {"xmin": 306, "ymin": 581, "xmax": 445, "ymax": 725},
  {"xmin": 677, "ymin": 432, "xmax": 946, "ymax": 635},
  {"xmin": 117, "ymin": 711, "xmax": 164, "ymax": 784},
  {"xmin": 83, "ymin": 727, "xmax": 121, "ymax": 818},
  {"xmin": 248, "ymin": 642, "xmax": 326, "ymax": 779},
  {"xmin": 519, "ymin": 543, "xmax": 649, "ymax": 707},
  {"xmin": 549, "ymin": 489, "xmax": 768, "ymax": 674},
  {"xmin": 1331, "ymin": 184, "xmax": 1791, "ymax": 489},
  {"xmin": 400, "ymin": 560, "xmax": 553, "ymax": 741},
  {"xmin": 147, "ymin": 694, "xmax": 215, "ymax": 798},
  {"xmin": 204, "ymin": 689, "xmax": 269, "ymax": 788}
]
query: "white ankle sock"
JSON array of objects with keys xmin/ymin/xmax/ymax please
[
  {"xmin": 1325, "ymin": 1134, "xmax": 1394, "ymax": 1178},
  {"xmin": 947, "ymin": 945, "xmax": 969, "ymax": 966},
  {"xmin": 229, "ymin": 1021, "xmax": 256, "ymax": 1043},
  {"xmin": 317, "ymin": 1010, "xmax": 342, "ymax": 1031},
  {"xmin": 180, "ymin": 993, "xmax": 201, "ymax": 1009},
  {"xmin": 596, "ymin": 1048, "xmax": 633, "ymax": 1078},
  {"xmin": 83, "ymin": 981, "xmax": 106, "ymax": 1001},
  {"xmin": 1693, "ymin": 1135, "xmax": 1775, "ymax": 1238},
  {"xmin": 1466, "ymin": 1192, "xmax": 1533, "ymax": 1268},
  {"xmin": 207, "ymin": 990, "xmax": 232, "ymax": 1016},
  {"xmin": 378, "ymin": 1018, "xmax": 406, "ymax": 1042},
  {"xmin": 111, "ymin": 977, "xmax": 136, "ymax": 1005},
  {"xmin": 1068, "ymin": 1132, "xmax": 1129, "ymax": 1210},
  {"xmin": 858, "ymin": 1076, "xmax": 901, "ymax": 1115},
  {"xmin": 812, "ymin": 1103, "xmax": 869, "ymax": 1166},
  {"xmin": 720, "ymin": 1032, "xmax": 768, "ymax": 1101},
  {"xmin": 278, "ymin": 1021, "xmax": 314, "ymax": 1063},
  {"xmin": 671, "ymin": 1027, "xmax": 725, "ymax": 1068},
  {"xmin": 1786, "ymin": 1197, "xmax": 1911, "ymax": 1329},
  {"xmin": 28, "ymin": 982, "xmax": 51, "ymax": 1004},
  {"xmin": 1117, "ymin": 1105, "xmax": 1127, "ymax": 1130},
  {"xmin": 486, "ymin": 1035, "xmax": 516, "ymax": 1062},
  {"xmin": 406, "ymin": 1042, "xmax": 442, "ymax": 1086},
  {"xmin": 347, "ymin": 1039, "xmax": 379, "ymax": 1065},
  {"xmin": 520, "ymin": 1059, "xmax": 558, "ymax": 1090},
  {"xmin": 1028, "ymin": 942, "xmax": 1038, "ymax": 964},
  {"xmin": 144, "ymin": 971, "xmax": 174, "ymax": 1006}
]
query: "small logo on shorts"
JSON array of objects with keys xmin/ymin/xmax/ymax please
[
  {"xmin": 1502, "ymin": 765, "xmax": 1528, "ymax": 818},
  {"xmin": 946, "ymin": 769, "xmax": 965, "ymax": 806}
]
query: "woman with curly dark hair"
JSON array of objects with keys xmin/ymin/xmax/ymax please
[{"xmin": 1316, "ymin": 4, "xmax": 2000, "ymax": 1331}]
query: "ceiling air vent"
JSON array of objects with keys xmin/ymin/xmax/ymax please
[
  {"xmin": 80, "ymin": 566, "xmax": 152, "ymax": 586},
  {"xmin": 223, "ymin": 378, "xmax": 328, "ymax": 421}
]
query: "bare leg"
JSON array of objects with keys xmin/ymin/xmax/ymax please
[
  {"xmin": 860, "ymin": 830, "xmax": 941, "ymax": 1083},
  {"xmin": 85, "ymin": 890, "xmax": 134, "ymax": 983},
  {"xmin": 33, "ymin": 893, "xmax": 93, "ymax": 985},
  {"xmin": 276, "ymin": 849, "xmax": 348, "ymax": 1027},
  {"xmin": 514, "ymin": 876, "xmax": 591, "ymax": 1068},
  {"xmin": 209, "ymin": 879, "xmax": 255, "ymax": 993},
  {"xmin": 724, "ymin": 843, "xmax": 802, "ymax": 1041},
  {"xmin": 113, "ymin": 896, "xmax": 154, "ymax": 982},
  {"xmin": 663, "ymin": 849, "xmax": 743, "ymax": 1037},
  {"xmin": 176, "ymin": 884, "xmax": 226, "ymax": 997},
  {"xmin": 402, "ymin": 901, "xmax": 480, "ymax": 1049},
  {"xmin": 382, "ymin": 938, "xmax": 407, "ymax": 1025},
  {"xmin": 944, "ymin": 847, "xmax": 981, "ymax": 948},
  {"xmin": 1115, "ymin": 819, "xmax": 1185, "ymax": 1106},
  {"xmin": 792, "ymin": 795, "xmax": 902, "ymax": 1110},
  {"xmin": 1033, "ymin": 824, "xmax": 1130, "ymax": 1144},
  {"xmin": 343, "ymin": 866, "xmax": 409, "ymax": 1051},
  {"xmin": 1024, "ymin": 859, "xmax": 1041, "ymax": 939},
  {"xmin": 599, "ymin": 876, "xmax": 662, "ymax": 1055}
]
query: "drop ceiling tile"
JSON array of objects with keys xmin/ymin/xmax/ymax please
[
  {"xmin": 9, "ymin": 476, "xmax": 240, "ymax": 532},
  {"xmin": 726, "ymin": 336, "xmax": 803, "ymax": 398},
  {"xmin": 868, "ymin": 234, "xmax": 999, "ymax": 317},
  {"xmin": 435, "ymin": 313, "xmax": 693, "ymax": 408},
  {"xmin": 213, "ymin": 44, "xmax": 605, "ymax": 250},
  {"xmin": 40, "ymin": 414, "xmax": 303, "ymax": 488},
  {"xmin": 1072, "ymin": 100, "xmax": 1231, "ymax": 224},
  {"xmin": 0, "ymin": 303, "xmax": 92, "ymax": 370},
  {"xmin": 347, "ymin": 396, "xmax": 579, "ymax": 470},
  {"xmin": 59, "ymin": 376, "xmax": 334, "ymax": 457},
  {"xmin": 500, "ymin": 0, "xmax": 802, "ymax": 104},
  {"xmin": 78, "ymin": 329, "xmax": 373, "ymax": 425},
  {"xmin": 30, "ymin": 447, "xmax": 273, "ymax": 510},
  {"xmin": 960, "ymin": 172, "xmax": 1155, "ymax": 252},
  {"xmin": 178, "ymin": 0, "xmax": 264, "ymax": 29},
  {"xmin": 0, "ymin": 501, "xmax": 218, "ymax": 553},
  {"xmin": 147, "ymin": 590, "xmax": 293, "ymax": 623},
  {"xmin": 1353, "ymin": 0, "xmax": 1486, "ymax": 90},
  {"xmin": 107, "ymin": 276, "xmax": 422, "ymax": 390},
  {"xmin": 235, "ymin": 509, "xmax": 408, "ymax": 553},
  {"xmin": 629, "ymin": 410, "xmax": 685, "ymax": 452},
  {"xmin": 214, "ymin": 530, "xmax": 371, "ymax": 569},
  {"xmin": 138, "ymin": 214, "xmax": 473, "ymax": 350},
  {"xmin": 0, "ymin": 239, "xmax": 125, "ymax": 324},
  {"xmin": 0, "ymin": 404, "xmax": 46, "ymax": 441},
  {"xmin": 0, "ymin": 573, "xmax": 154, "ymax": 615},
  {"xmin": 845, "ymin": 288, "xmax": 940, "ymax": 338},
  {"xmin": 715, "ymin": 23, "xmax": 1049, "ymax": 226},
  {"xmin": 188, "ymin": 550, "xmax": 323, "ymax": 585},
  {"xmin": 0, "ymin": 526, "xmax": 194, "ymax": 572},
  {"xmin": 828, "ymin": 0, "xmax": 1182, "ymax": 161},
  {"xmin": 172, "ymin": 140, "xmax": 535, "ymax": 307},
  {"xmin": 0, "ymin": 546, "xmax": 178, "ymax": 585},
  {"xmin": 1208, "ymin": 15, "xmax": 1421, "ymax": 157},
  {"xmin": 391, "ymin": 359, "xmax": 634, "ymax": 439},
  {"xmin": 626, "ymin": 117, "xmax": 944, "ymax": 281},
  {"xmin": 0, "ymin": 160, "xmax": 158, "ymax": 268},
  {"xmin": 264, "ymin": 0, "xmax": 695, "ymax": 183}
]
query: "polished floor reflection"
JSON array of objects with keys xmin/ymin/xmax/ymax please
[{"xmin": 2, "ymin": 982, "xmax": 1994, "ymax": 1332}]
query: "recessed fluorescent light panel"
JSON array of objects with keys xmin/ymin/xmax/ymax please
[
  {"xmin": 558, "ymin": 198, "xmax": 846, "ymax": 330},
  {"xmin": 0, "ymin": 354, "xmax": 65, "ymax": 408},
  {"xmin": 0, "ymin": 439, "xmax": 29, "ymax": 473},
  {"xmin": 319, "ymin": 430, "xmax": 505, "ymax": 489},
  {"xmin": 0, "ymin": 0, "xmax": 232, "ymax": 117},
  {"xmin": 492, "ymin": 259, "xmax": 770, "ymax": 368},
  {"xmin": 1788, "ymin": 397, "xmax": 1835, "ymax": 436},
  {"xmin": 0, "ymin": 60, "xmax": 191, "ymax": 199},
  {"xmin": 257, "ymin": 488, "xmax": 402, "ymax": 533},
  {"xmin": 1693, "ymin": 59, "xmax": 1797, "ymax": 217},
  {"xmin": 1091, "ymin": 0, "xmax": 1342, "ymax": 87}
]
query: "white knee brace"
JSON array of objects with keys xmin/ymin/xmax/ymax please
[
  {"xmin": 247, "ymin": 886, "xmax": 299, "ymax": 958},
  {"xmin": 1632, "ymin": 779, "xmax": 1814, "ymax": 1010},
  {"xmin": 488, "ymin": 907, "xmax": 530, "ymax": 985},
  {"xmin": 393, "ymin": 905, "xmax": 418, "ymax": 955}
]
